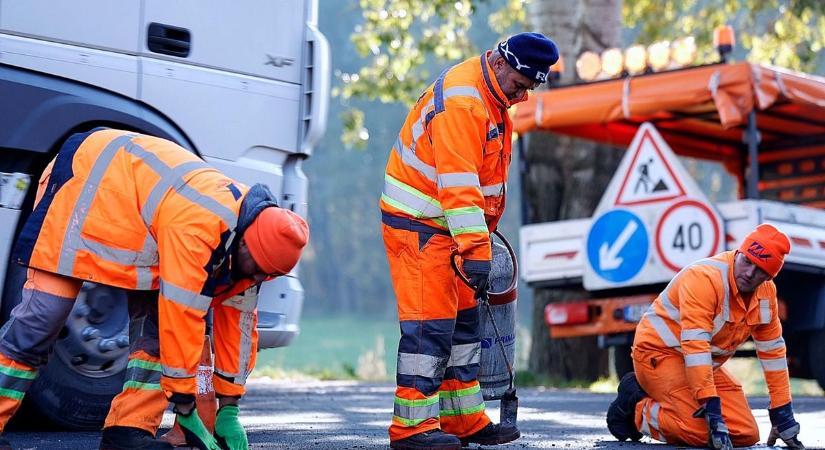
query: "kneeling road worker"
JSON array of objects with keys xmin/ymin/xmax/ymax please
[
  {"xmin": 607, "ymin": 224, "xmax": 804, "ymax": 449},
  {"xmin": 0, "ymin": 128, "xmax": 309, "ymax": 450},
  {"xmin": 380, "ymin": 32, "xmax": 558, "ymax": 450}
]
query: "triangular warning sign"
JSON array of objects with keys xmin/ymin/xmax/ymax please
[{"xmin": 614, "ymin": 125, "xmax": 686, "ymax": 206}]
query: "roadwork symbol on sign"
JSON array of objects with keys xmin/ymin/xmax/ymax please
[
  {"xmin": 584, "ymin": 122, "xmax": 723, "ymax": 290},
  {"xmin": 614, "ymin": 126, "xmax": 686, "ymax": 206},
  {"xmin": 586, "ymin": 209, "xmax": 648, "ymax": 283}
]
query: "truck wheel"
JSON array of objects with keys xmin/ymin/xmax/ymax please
[
  {"xmin": 613, "ymin": 344, "xmax": 634, "ymax": 379},
  {"xmin": 808, "ymin": 330, "xmax": 825, "ymax": 392},
  {"xmin": 1, "ymin": 264, "xmax": 130, "ymax": 430}
]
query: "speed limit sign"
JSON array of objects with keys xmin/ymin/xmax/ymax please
[{"xmin": 655, "ymin": 200, "xmax": 721, "ymax": 272}]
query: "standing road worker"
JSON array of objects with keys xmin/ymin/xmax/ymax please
[
  {"xmin": 0, "ymin": 128, "xmax": 309, "ymax": 450},
  {"xmin": 379, "ymin": 33, "xmax": 558, "ymax": 450},
  {"xmin": 606, "ymin": 224, "xmax": 804, "ymax": 450}
]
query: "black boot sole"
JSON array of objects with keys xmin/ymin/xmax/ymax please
[
  {"xmin": 460, "ymin": 428, "xmax": 520, "ymax": 447},
  {"xmin": 390, "ymin": 442, "xmax": 461, "ymax": 450},
  {"xmin": 606, "ymin": 398, "xmax": 643, "ymax": 442}
]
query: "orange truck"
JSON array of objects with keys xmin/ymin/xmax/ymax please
[{"xmin": 514, "ymin": 62, "xmax": 825, "ymax": 388}]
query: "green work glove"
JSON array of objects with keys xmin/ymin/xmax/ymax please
[
  {"xmin": 175, "ymin": 406, "xmax": 222, "ymax": 450},
  {"xmin": 215, "ymin": 404, "xmax": 249, "ymax": 450}
]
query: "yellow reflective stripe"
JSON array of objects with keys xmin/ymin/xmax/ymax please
[{"xmin": 444, "ymin": 206, "xmax": 487, "ymax": 236}]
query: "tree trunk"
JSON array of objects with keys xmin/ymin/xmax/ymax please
[{"xmin": 525, "ymin": 0, "xmax": 624, "ymax": 381}]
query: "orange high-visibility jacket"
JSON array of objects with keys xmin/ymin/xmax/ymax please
[
  {"xmin": 380, "ymin": 51, "xmax": 520, "ymax": 262},
  {"xmin": 15, "ymin": 129, "xmax": 265, "ymax": 398},
  {"xmin": 634, "ymin": 250, "xmax": 791, "ymax": 407}
]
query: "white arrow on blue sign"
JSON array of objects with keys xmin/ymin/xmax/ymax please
[{"xmin": 586, "ymin": 209, "xmax": 648, "ymax": 283}]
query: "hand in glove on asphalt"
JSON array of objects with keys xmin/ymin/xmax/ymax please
[
  {"xmin": 767, "ymin": 402, "xmax": 804, "ymax": 449},
  {"xmin": 693, "ymin": 397, "xmax": 733, "ymax": 450},
  {"xmin": 215, "ymin": 404, "xmax": 249, "ymax": 450},
  {"xmin": 174, "ymin": 404, "xmax": 223, "ymax": 450},
  {"xmin": 462, "ymin": 259, "xmax": 491, "ymax": 301}
]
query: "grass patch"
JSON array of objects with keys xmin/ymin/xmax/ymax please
[{"xmin": 253, "ymin": 315, "xmax": 397, "ymax": 380}]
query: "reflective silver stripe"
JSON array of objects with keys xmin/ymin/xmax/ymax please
[
  {"xmin": 79, "ymin": 237, "xmax": 158, "ymax": 267},
  {"xmin": 711, "ymin": 345, "xmax": 735, "ymax": 356},
  {"xmin": 405, "ymin": 85, "xmax": 483, "ymax": 179},
  {"xmin": 659, "ymin": 290, "xmax": 681, "ymax": 321},
  {"xmin": 760, "ymin": 299, "xmax": 771, "ymax": 324},
  {"xmin": 684, "ymin": 352, "xmax": 712, "ymax": 367},
  {"xmin": 161, "ymin": 365, "xmax": 193, "ymax": 378},
  {"xmin": 445, "ymin": 208, "xmax": 486, "ymax": 230},
  {"xmin": 754, "ymin": 336, "xmax": 785, "ymax": 352},
  {"xmin": 439, "ymin": 388, "xmax": 484, "ymax": 412},
  {"xmin": 696, "ymin": 259, "xmax": 731, "ymax": 325},
  {"xmin": 712, "ymin": 313, "xmax": 726, "ymax": 337},
  {"xmin": 393, "ymin": 135, "xmax": 437, "ymax": 182},
  {"xmin": 643, "ymin": 309, "xmax": 681, "ymax": 349},
  {"xmin": 481, "ymin": 183, "xmax": 503, "ymax": 197},
  {"xmin": 649, "ymin": 402, "xmax": 661, "ymax": 431},
  {"xmin": 135, "ymin": 234, "xmax": 157, "ymax": 290},
  {"xmin": 124, "ymin": 142, "xmax": 236, "ymax": 228},
  {"xmin": 58, "ymin": 135, "xmax": 135, "ymax": 275},
  {"xmin": 397, "ymin": 353, "xmax": 445, "ymax": 378},
  {"xmin": 140, "ymin": 160, "xmax": 210, "ymax": 226},
  {"xmin": 236, "ymin": 308, "xmax": 256, "ymax": 384},
  {"xmin": 681, "ymin": 329, "xmax": 711, "ymax": 341},
  {"xmin": 437, "ymin": 172, "xmax": 480, "ymax": 189},
  {"xmin": 160, "ymin": 279, "xmax": 212, "ymax": 312},
  {"xmin": 760, "ymin": 357, "xmax": 788, "ymax": 372},
  {"xmin": 446, "ymin": 343, "xmax": 480, "ymax": 368},
  {"xmin": 383, "ymin": 176, "xmax": 443, "ymax": 218},
  {"xmin": 443, "ymin": 86, "xmax": 482, "ymax": 102},
  {"xmin": 394, "ymin": 397, "xmax": 440, "ymax": 421},
  {"xmin": 640, "ymin": 403, "xmax": 652, "ymax": 436}
]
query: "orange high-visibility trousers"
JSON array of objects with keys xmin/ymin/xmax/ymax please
[
  {"xmin": 383, "ymin": 222, "xmax": 490, "ymax": 442},
  {"xmin": 633, "ymin": 349, "xmax": 759, "ymax": 447}
]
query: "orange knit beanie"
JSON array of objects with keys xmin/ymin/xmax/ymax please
[
  {"xmin": 244, "ymin": 207, "xmax": 309, "ymax": 275},
  {"xmin": 738, "ymin": 223, "xmax": 791, "ymax": 278}
]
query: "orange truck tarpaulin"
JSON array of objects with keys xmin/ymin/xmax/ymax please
[{"xmin": 513, "ymin": 63, "xmax": 825, "ymax": 165}]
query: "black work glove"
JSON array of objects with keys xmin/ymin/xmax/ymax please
[
  {"xmin": 462, "ymin": 259, "xmax": 491, "ymax": 301},
  {"xmin": 693, "ymin": 397, "xmax": 733, "ymax": 450},
  {"xmin": 767, "ymin": 402, "xmax": 804, "ymax": 449}
]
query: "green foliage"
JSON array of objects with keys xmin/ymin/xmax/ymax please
[
  {"xmin": 335, "ymin": 0, "xmax": 479, "ymax": 148},
  {"xmin": 624, "ymin": 0, "xmax": 825, "ymax": 71}
]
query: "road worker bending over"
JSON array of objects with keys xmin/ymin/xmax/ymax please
[
  {"xmin": 607, "ymin": 224, "xmax": 804, "ymax": 450},
  {"xmin": 380, "ymin": 32, "xmax": 558, "ymax": 450},
  {"xmin": 0, "ymin": 129, "xmax": 309, "ymax": 450}
]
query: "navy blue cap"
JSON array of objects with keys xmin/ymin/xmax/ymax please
[{"xmin": 497, "ymin": 32, "xmax": 559, "ymax": 84}]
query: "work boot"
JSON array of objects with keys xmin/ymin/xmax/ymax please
[
  {"xmin": 460, "ymin": 422, "xmax": 520, "ymax": 446},
  {"xmin": 99, "ymin": 426, "xmax": 174, "ymax": 450},
  {"xmin": 390, "ymin": 429, "xmax": 461, "ymax": 450},
  {"xmin": 606, "ymin": 371, "xmax": 647, "ymax": 442},
  {"xmin": 0, "ymin": 434, "xmax": 10, "ymax": 450}
]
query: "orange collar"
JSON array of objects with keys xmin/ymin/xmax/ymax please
[
  {"xmin": 481, "ymin": 50, "xmax": 512, "ymax": 109},
  {"xmin": 480, "ymin": 50, "xmax": 531, "ymax": 109}
]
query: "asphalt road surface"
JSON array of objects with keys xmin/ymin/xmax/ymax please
[{"xmin": 6, "ymin": 379, "xmax": 825, "ymax": 449}]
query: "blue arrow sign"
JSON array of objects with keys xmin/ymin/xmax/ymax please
[{"xmin": 587, "ymin": 209, "xmax": 648, "ymax": 283}]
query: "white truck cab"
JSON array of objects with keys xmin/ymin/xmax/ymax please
[{"xmin": 0, "ymin": 0, "xmax": 329, "ymax": 429}]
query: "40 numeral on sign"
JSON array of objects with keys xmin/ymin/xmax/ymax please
[
  {"xmin": 672, "ymin": 222, "xmax": 703, "ymax": 251},
  {"xmin": 655, "ymin": 200, "xmax": 721, "ymax": 272}
]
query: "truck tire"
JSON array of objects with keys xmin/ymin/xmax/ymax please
[
  {"xmin": 1, "ymin": 263, "xmax": 129, "ymax": 430},
  {"xmin": 808, "ymin": 330, "xmax": 825, "ymax": 392},
  {"xmin": 613, "ymin": 344, "xmax": 634, "ymax": 379}
]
